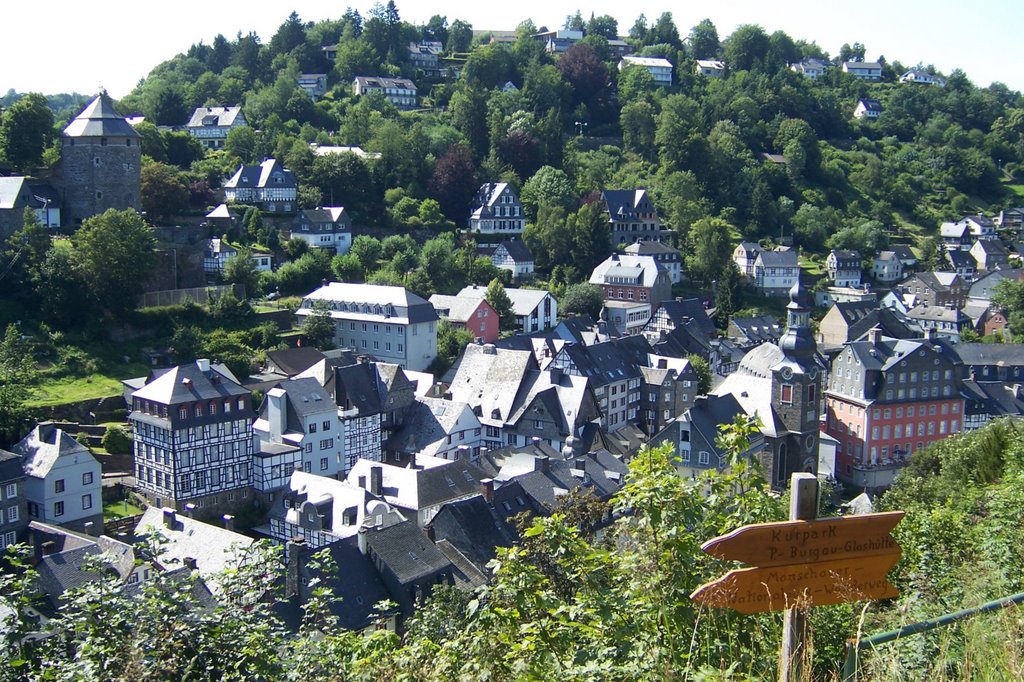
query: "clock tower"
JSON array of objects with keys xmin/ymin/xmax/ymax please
[{"xmin": 769, "ymin": 278, "xmax": 821, "ymax": 486}]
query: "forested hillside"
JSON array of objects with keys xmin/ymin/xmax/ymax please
[{"xmin": 5, "ymin": 4, "xmax": 1023, "ymax": 272}]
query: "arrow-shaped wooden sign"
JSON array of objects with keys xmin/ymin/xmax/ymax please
[
  {"xmin": 700, "ymin": 511, "xmax": 904, "ymax": 568},
  {"xmin": 691, "ymin": 551, "xmax": 901, "ymax": 614}
]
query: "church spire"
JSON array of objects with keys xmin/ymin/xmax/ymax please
[{"xmin": 779, "ymin": 276, "xmax": 815, "ymax": 359}]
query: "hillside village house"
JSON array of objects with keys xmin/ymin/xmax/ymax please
[
  {"xmin": 129, "ymin": 360, "xmax": 255, "ymax": 518},
  {"xmin": 872, "ymin": 251, "xmax": 903, "ymax": 282},
  {"xmin": 490, "ymin": 239, "xmax": 534, "ymax": 279},
  {"xmin": 429, "ymin": 294, "xmax": 499, "ymax": 344},
  {"xmin": 624, "ymin": 240, "xmax": 684, "ymax": 284},
  {"xmin": 12, "ymin": 425, "xmax": 103, "ymax": 534},
  {"xmin": 733, "ymin": 241, "xmax": 763, "ymax": 278},
  {"xmin": 202, "ymin": 238, "xmax": 272, "ymax": 276},
  {"xmin": 618, "ymin": 56, "xmax": 673, "ymax": 86},
  {"xmin": 469, "ymin": 182, "xmax": 524, "ymax": 234},
  {"xmin": 223, "ymin": 159, "xmax": 297, "ymax": 212},
  {"xmin": 185, "ymin": 106, "xmax": 247, "ymax": 150},
  {"xmin": 695, "ymin": 60, "xmax": 726, "ymax": 78},
  {"xmin": 589, "ymin": 253, "xmax": 672, "ymax": 308},
  {"xmin": 790, "ymin": 58, "xmax": 830, "ymax": 79},
  {"xmin": 456, "ymin": 285, "xmax": 558, "ymax": 334},
  {"xmin": 854, "ymin": 98, "xmax": 883, "ymax": 120},
  {"xmin": 900, "ymin": 70, "xmax": 946, "ymax": 87},
  {"xmin": 970, "ymin": 239, "xmax": 1009, "ymax": 272},
  {"xmin": 898, "ymin": 272, "xmax": 967, "ymax": 308},
  {"xmin": 296, "ymin": 283, "xmax": 439, "ymax": 372},
  {"xmin": 534, "ymin": 29, "xmax": 582, "ymax": 54},
  {"xmin": 752, "ymin": 249, "xmax": 800, "ymax": 295},
  {"xmin": 843, "ymin": 61, "xmax": 883, "ymax": 80},
  {"xmin": 289, "ymin": 207, "xmax": 352, "ymax": 254},
  {"xmin": 352, "ymin": 76, "xmax": 418, "ymax": 109},
  {"xmin": 826, "ymin": 250, "xmax": 863, "ymax": 287},
  {"xmin": 298, "ymin": 74, "xmax": 328, "ymax": 100},
  {"xmin": 0, "ymin": 177, "xmax": 61, "ymax": 239},
  {"xmin": 600, "ymin": 189, "xmax": 668, "ymax": 243}
]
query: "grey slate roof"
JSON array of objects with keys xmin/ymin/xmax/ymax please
[
  {"xmin": 265, "ymin": 347, "xmax": 328, "ymax": 377},
  {"xmin": 952, "ymin": 343, "xmax": 1024, "ymax": 367},
  {"xmin": 755, "ymin": 250, "xmax": 799, "ymax": 268},
  {"xmin": 186, "ymin": 106, "xmax": 244, "ymax": 128},
  {"xmin": 946, "ymin": 250, "xmax": 977, "ymax": 269},
  {"xmin": 134, "ymin": 507, "xmax": 254, "ymax": 583},
  {"xmin": 429, "ymin": 294, "xmax": 485, "ymax": 324},
  {"xmin": 653, "ymin": 298, "xmax": 717, "ymax": 339},
  {"xmin": 364, "ymin": 520, "xmax": 452, "ymax": 584},
  {"xmin": 223, "ymin": 158, "xmax": 296, "ymax": 190},
  {"xmin": 385, "ymin": 397, "xmax": 474, "ymax": 455},
  {"xmin": 13, "ymin": 424, "xmax": 95, "ymax": 479},
  {"xmin": 131, "ymin": 360, "xmax": 248, "ymax": 406},
  {"xmin": 0, "ymin": 449, "xmax": 23, "ymax": 483},
  {"xmin": 496, "ymin": 239, "xmax": 533, "ymax": 262},
  {"xmin": 430, "ymin": 495, "xmax": 517, "ymax": 580},
  {"xmin": 62, "ymin": 93, "xmax": 140, "ymax": 138}
]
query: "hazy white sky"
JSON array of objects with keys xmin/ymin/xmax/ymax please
[{"xmin": 5, "ymin": 1, "xmax": 1023, "ymax": 97}]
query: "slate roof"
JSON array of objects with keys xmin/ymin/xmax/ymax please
[
  {"xmin": 274, "ymin": 537, "xmax": 392, "ymax": 632},
  {"xmin": 271, "ymin": 471, "xmax": 386, "ymax": 540},
  {"xmin": 952, "ymin": 343, "xmax": 1024, "ymax": 367},
  {"xmin": 491, "ymin": 450, "xmax": 629, "ymax": 513},
  {"xmin": 755, "ymin": 250, "xmax": 799, "ymax": 268},
  {"xmin": 906, "ymin": 305, "xmax": 969, "ymax": 324},
  {"xmin": 653, "ymin": 298, "xmax": 717, "ymax": 339},
  {"xmin": 63, "ymin": 93, "xmax": 139, "ymax": 138},
  {"xmin": 265, "ymin": 347, "xmax": 328, "ymax": 377},
  {"xmin": 496, "ymin": 239, "xmax": 533, "ymax": 262},
  {"xmin": 961, "ymin": 380, "xmax": 1024, "ymax": 420},
  {"xmin": 829, "ymin": 249, "xmax": 862, "ymax": 266},
  {"xmin": 0, "ymin": 177, "xmax": 30, "ymax": 210},
  {"xmin": 385, "ymin": 396, "xmax": 476, "ymax": 455},
  {"xmin": 430, "ymin": 495, "xmax": 517, "ymax": 582},
  {"xmin": 13, "ymin": 424, "xmax": 95, "ymax": 479},
  {"xmin": 678, "ymin": 393, "xmax": 748, "ymax": 461},
  {"xmin": 713, "ymin": 372, "xmax": 787, "ymax": 438},
  {"xmin": 353, "ymin": 76, "xmax": 417, "ymax": 91},
  {"xmin": 131, "ymin": 360, "xmax": 248, "ymax": 406},
  {"xmin": 969, "ymin": 270, "xmax": 1024, "ymax": 301},
  {"xmin": 349, "ymin": 456, "xmax": 487, "ymax": 513},
  {"xmin": 946, "ymin": 250, "xmax": 977, "ymax": 269},
  {"xmin": 186, "ymin": 106, "xmax": 244, "ymax": 128},
  {"xmin": 857, "ymin": 98, "xmax": 883, "ymax": 112},
  {"xmin": 554, "ymin": 337, "xmax": 648, "ymax": 389},
  {"xmin": 730, "ymin": 315, "xmax": 783, "ymax": 345},
  {"xmin": 589, "ymin": 254, "xmax": 664, "ymax": 288},
  {"xmin": 973, "ymin": 240, "xmax": 1008, "ymax": 256},
  {"xmin": 455, "ymin": 285, "xmax": 552, "ymax": 317},
  {"xmin": 429, "ymin": 294, "xmax": 485, "ymax": 324},
  {"xmin": 601, "ymin": 189, "xmax": 653, "ymax": 220},
  {"xmin": 890, "ymin": 245, "xmax": 917, "ymax": 262},
  {"xmin": 624, "ymin": 240, "xmax": 682, "ymax": 259},
  {"xmin": 448, "ymin": 345, "xmax": 537, "ymax": 423},
  {"xmin": 295, "ymin": 207, "xmax": 348, "ymax": 224},
  {"xmin": 224, "ymin": 158, "xmax": 296, "ymax": 190},
  {"xmin": 364, "ymin": 520, "xmax": 452, "ymax": 584},
  {"xmin": 649, "ymin": 324, "xmax": 712, "ymax": 360},
  {"xmin": 0, "ymin": 449, "xmax": 23, "ymax": 483},
  {"xmin": 134, "ymin": 507, "xmax": 254, "ymax": 585},
  {"xmin": 302, "ymin": 283, "xmax": 438, "ymax": 324},
  {"xmin": 334, "ymin": 362, "xmax": 387, "ymax": 414}
]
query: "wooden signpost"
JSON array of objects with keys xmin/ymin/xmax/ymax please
[{"xmin": 690, "ymin": 473, "xmax": 904, "ymax": 681}]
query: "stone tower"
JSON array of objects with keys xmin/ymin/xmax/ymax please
[
  {"xmin": 769, "ymin": 277, "xmax": 822, "ymax": 485},
  {"xmin": 60, "ymin": 92, "xmax": 141, "ymax": 227}
]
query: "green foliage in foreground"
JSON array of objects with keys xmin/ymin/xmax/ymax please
[{"xmin": 4, "ymin": 420, "xmax": 1023, "ymax": 680}]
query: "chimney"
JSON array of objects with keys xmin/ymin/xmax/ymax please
[
  {"xmin": 424, "ymin": 524, "xmax": 435, "ymax": 542},
  {"xmin": 222, "ymin": 514, "xmax": 235, "ymax": 531},
  {"xmin": 162, "ymin": 507, "xmax": 177, "ymax": 530},
  {"xmin": 925, "ymin": 327, "xmax": 938, "ymax": 342},
  {"xmin": 549, "ymin": 367, "xmax": 562, "ymax": 383},
  {"xmin": 83, "ymin": 521, "xmax": 95, "ymax": 536},
  {"xmin": 184, "ymin": 503, "xmax": 196, "ymax": 518},
  {"xmin": 357, "ymin": 354, "xmax": 369, "ymax": 364},
  {"xmin": 196, "ymin": 358, "xmax": 210, "ymax": 373},
  {"xmin": 482, "ymin": 344, "xmax": 497, "ymax": 355},
  {"xmin": 41, "ymin": 541, "xmax": 57, "ymax": 556},
  {"xmin": 369, "ymin": 466, "xmax": 383, "ymax": 496},
  {"xmin": 531, "ymin": 436, "xmax": 542, "ymax": 451},
  {"xmin": 534, "ymin": 454, "xmax": 550, "ymax": 473},
  {"xmin": 183, "ymin": 557, "xmax": 198, "ymax": 571},
  {"xmin": 456, "ymin": 445, "xmax": 471, "ymax": 461},
  {"xmin": 409, "ymin": 452, "xmax": 418, "ymax": 470},
  {"xmin": 267, "ymin": 388, "xmax": 288, "ymax": 442},
  {"xmin": 285, "ymin": 537, "xmax": 307, "ymax": 600},
  {"xmin": 867, "ymin": 326, "xmax": 881, "ymax": 346},
  {"xmin": 357, "ymin": 527, "xmax": 369, "ymax": 555},
  {"xmin": 480, "ymin": 478, "xmax": 495, "ymax": 502}
]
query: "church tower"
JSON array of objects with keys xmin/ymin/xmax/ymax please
[
  {"xmin": 769, "ymin": 277, "xmax": 822, "ymax": 486},
  {"xmin": 60, "ymin": 92, "xmax": 141, "ymax": 227}
]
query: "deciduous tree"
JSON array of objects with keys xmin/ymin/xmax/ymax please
[{"xmin": 74, "ymin": 209, "xmax": 157, "ymax": 316}]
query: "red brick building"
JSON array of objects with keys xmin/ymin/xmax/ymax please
[{"xmin": 824, "ymin": 328, "xmax": 964, "ymax": 491}]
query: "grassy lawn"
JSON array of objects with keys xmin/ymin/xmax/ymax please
[
  {"xmin": 103, "ymin": 498, "xmax": 144, "ymax": 522},
  {"xmin": 1006, "ymin": 184, "xmax": 1024, "ymax": 202},
  {"xmin": 27, "ymin": 373, "xmax": 128, "ymax": 408},
  {"xmin": 799, "ymin": 257, "xmax": 825, "ymax": 276}
]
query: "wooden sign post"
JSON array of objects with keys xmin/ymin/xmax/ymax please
[{"xmin": 690, "ymin": 474, "xmax": 903, "ymax": 681}]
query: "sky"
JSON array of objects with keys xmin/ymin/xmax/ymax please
[{"xmin": 4, "ymin": 1, "xmax": 1024, "ymax": 98}]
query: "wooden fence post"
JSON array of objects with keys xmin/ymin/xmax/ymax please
[{"xmin": 780, "ymin": 472, "xmax": 819, "ymax": 681}]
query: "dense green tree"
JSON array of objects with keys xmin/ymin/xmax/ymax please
[
  {"xmin": 332, "ymin": 252, "xmax": 365, "ymax": 282},
  {"xmin": 715, "ymin": 261, "xmax": 742, "ymax": 327},
  {"xmin": 685, "ymin": 217, "xmax": 732, "ymax": 286},
  {"xmin": 560, "ymin": 283, "xmax": 604, "ymax": 319},
  {"xmin": 0, "ymin": 324, "xmax": 35, "ymax": 447},
  {"xmin": 586, "ymin": 14, "xmax": 618, "ymax": 39},
  {"xmin": 723, "ymin": 24, "xmax": 771, "ymax": 72},
  {"xmin": 688, "ymin": 19, "xmax": 720, "ymax": 60},
  {"xmin": 349, "ymin": 235, "xmax": 383, "ymax": 272},
  {"xmin": 688, "ymin": 354, "xmax": 713, "ymax": 395},
  {"xmin": 74, "ymin": 209, "xmax": 157, "ymax": 316},
  {"xmin": 225, "ymin": 126, "xmax": 258, "ymax": 164},
  {"xmin": 0, "ymin": 93, "xmax": 54, "ymax": 169},
  {"xmin": 521, "ymin": 166, "xmax": 575, "ymax": 220},
  {"xmin": 140, "ymin": 161, "xmax": 189, "ymax": 220},
  {"xmin": 222, "ymin": 247, "xmax": 261, "ymax": 297},
  {"xmin": 431, "ymin": 318, "xmax": 475, "ymax": 375},
  {"xmin": 446, "ymin": 19, "xmax": 473, "ymax": 53},
  {"xmin": 485, "ymin": 278, "xmax": 515, "ymax": 331},
  {"xmin": 301, "ymin": 299, "xmax": 336, "ymax": 350},
  {"xmin": 429, "ymin": 145, "xmax": 477, "ymax": 223}
]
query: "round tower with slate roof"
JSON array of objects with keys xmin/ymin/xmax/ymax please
[
  {"xmin": 60, "ymin": 92, "xmax": 141, "ymax": 227},
  {"xmin": 769, "ymin": 277, "xmax": 822, "ymax": 485}
]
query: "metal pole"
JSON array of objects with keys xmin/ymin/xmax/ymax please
[
  {"xmin": 841, "ymin": 590, "xmax": 1024, "ymax": 681},
  {"xmin": 780, "ymin": 472, "xmax": 819, "ymax": 681}
]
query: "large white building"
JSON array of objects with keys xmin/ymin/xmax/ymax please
[
  {"xmin": 469, "ymin": 182, "xmax": 525, "ymax": 234},
  {"xmin": 295, "ymin": 283, "xmax": 439, "ymax": 372},
  {"xmin": 185, "ymin": 106, "xmax": 247, "ymax": 150},
  {"xmin": 618, "ymin": 56, "xmax": 673, "ymax": 86}
]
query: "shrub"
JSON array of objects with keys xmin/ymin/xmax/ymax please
[{"xmin": 102, "ymin": 425, "xmax": 132, "ymax": 454}]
